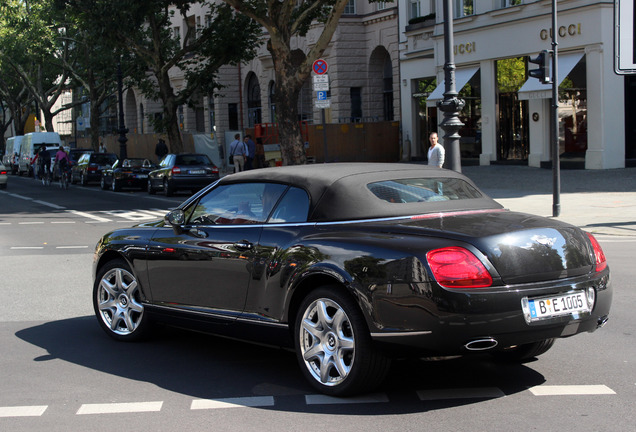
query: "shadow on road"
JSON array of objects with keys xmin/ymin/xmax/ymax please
[{"xmin": 15, "ymin": 316, "xmax": 547, "ymax": 415}]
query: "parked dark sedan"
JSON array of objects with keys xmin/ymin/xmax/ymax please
[
  {"xmin": 101, "ymin": 158, "xmax": 156, "ymax": 191},
  {"xmin": 72, "ymin": 152, "xmax": 118, "ymax": 185},
  {"xmin": 92, "ymin": 163, "xmax": 612, "ymax": 396},
  {"xmin": 147, "ymin": 153, "xmax": 219, "ymax": 196}
]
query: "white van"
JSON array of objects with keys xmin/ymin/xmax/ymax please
[
  {"xmin": 2, "ymin": 136, "xmax": 23, "ymax": 174},
  {"xmin": 18, "ymin": 132, "xmax": 62, "ymax": 177}
]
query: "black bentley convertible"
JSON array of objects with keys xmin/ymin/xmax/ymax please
[{"xmin": 92, "ymin": 163, "xmax": 612, "ymax": 395}]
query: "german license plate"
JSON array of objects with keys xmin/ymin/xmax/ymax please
[
  {"xmin": 136, "ymin": 174, "xmax": 148, "ymax": 179},
  {"xmin": 189, "ymin": 169, "xmax": 205, "ymax": 174},
  {"xmin": 528, "ymin": 292, "xmax": 589, "ymax": 321}
]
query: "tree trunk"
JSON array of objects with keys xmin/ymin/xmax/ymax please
[
  {"xmin": 165, "ymin": 109, "xmax": 182, "ymax": 154},
  {"xmin": 158, "ymin": 70, "xmax": 183, "ymax": 154},
  {"xmin": 42, "ymin": 110, "xmax": 55, "ymax": 133},
  {"xmin": 274, "ymin": 79, "xmax": 305, "ymax": 165}
]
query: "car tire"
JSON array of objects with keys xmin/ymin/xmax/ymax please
[
  {"xmin": 93, "ymin": 259, "xmax": 151, "ymax": 342},
  {"xmin": 147, "ymin": 179, "xmax": 156, "ymax": 195},
  {"xmin": 164, "ymin": 179, "xmax": 174, "ymax": 197},
  {"xmin": 111, "ymin": 179, "xmax": 120, "ymax": 192},
  {"xmin": 294, "ymin": 286, "xmax": 390, "ymax": 396},
  {"xmin": 100, "ymin": 177, "xmax": 107, "ymax": 190},
  {"xmin": 80, "ymin": 172, "xmax": 87, "ymax": 186},
  {"xmin": 493, "ymin": 338, "xmax": 556, "ymax": 362}
]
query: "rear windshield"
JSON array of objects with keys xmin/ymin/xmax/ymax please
[
  {"xmin": 175, "ymin": 155, "xmax": 212, "ymax": 166},
  {"xmin": 91, "ymin": 154, "xmax": 118, "ymax": 165},
  {"xmin": 367, "ymin": 178, "xmax": 482, "ymax": 203},
  {"xmin": 122, "ymin": 159, "xmax": 145, "ymax": 168}
]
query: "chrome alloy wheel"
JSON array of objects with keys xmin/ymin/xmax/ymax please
[
  {"xmin": 299, "ymin": 298, "xmax": 355, "ymax": 387},
  {"xmin": 96, "ymin": 267, "xmax": 144, "ymax": 336}
]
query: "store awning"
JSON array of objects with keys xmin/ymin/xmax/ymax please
[
  {"xmin": 518, "ymin": 51, "xmax": 584, "ymax": 100},
  {"xmin": 426, "ymin": 66, "xmax": 480, "ymax": 107}
]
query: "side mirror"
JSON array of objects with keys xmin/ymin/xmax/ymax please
[{"xmin": 165, "ymin": 209, "xmax": 185, "ymax": 234}]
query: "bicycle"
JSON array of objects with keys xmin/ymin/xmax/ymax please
[
  {"xmin": 41, "ymin": 165, "xmax": 52, "ymax": 186},
  {"xmin": 59, "ymin": 167, "xmax": 70, "ymax": 190}
]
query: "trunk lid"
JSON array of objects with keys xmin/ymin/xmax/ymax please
[{"xmin": 394, "ymin": 210, "xmax": 596, "ymax": 284}]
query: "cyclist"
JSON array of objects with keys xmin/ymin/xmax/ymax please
[
  {"xmin": 38, "ymin": 147, "xmax": 52, "ymax": 183},
  {"xmin": 54, "ymin": 146, "xmax": 71, "ymax": 183}
]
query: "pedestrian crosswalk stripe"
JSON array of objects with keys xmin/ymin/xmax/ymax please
[
  {"xmin": 417, "ymin": 387, "xmax": 505, "ymax": 400},
  {"xmin": 306, "ymin": 393, "xmax": 389, "ymax": 405},
  {"xmin": 191, "ymin": 396, "xmax": 275, "ymax": 410},
  {"xmin": 529, "ymin": 385, "xmax": 616, "ymax": 396},
  {"xmin": 77, "ymin": 401, "xmax": 163, "ymax": 415},
  {"xmin": 0, "ymin": 405, "xmax": 47, "ymax": 417},
  {"xmin": 67, "ymin": 209, "xmax": 111, "ymax": 223}
]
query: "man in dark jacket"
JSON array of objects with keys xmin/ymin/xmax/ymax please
[{"xmin": 155, "ymin": 139, "xmax": 168, "ymax": 162}]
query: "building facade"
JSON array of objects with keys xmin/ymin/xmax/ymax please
[
  {"xmin": 118, "ymin": 1, "xmax": 400, "ymax": 157},
  {"xmin": 400, "ymin": 0, "xmax": 630, "ymax": 169}
]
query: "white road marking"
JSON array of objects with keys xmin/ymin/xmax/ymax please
[
  {"xmin": 0, "ymin": 405, "xmax": 48, "ymax": 417},
  {"xmin": 10, "ymin": 246, "xmax": 44, "ymax": 250},
  {"xmin": 67, "ymin": 210, "xmax": 111, "ymax": 223},
  {"xmin": 77, "ymin": 401, "xmax": 163, "ymax": 415},
  {"xmin": 139, "ymin": 209, "xmax": 169, "ymax": 217},
  {"xmin": 56, "ymin": 245, "xmax": 90, "ymax": 249},
  {"xmin": 33, "ymin": 199, "xmax": 66, "ymax": 209},
  {"xmin": 7, "ymin": 193, "xmax": 32, "ymax": 201},
  {"xmin": 305, "ymin": 393, "xmax": 390, "ymax": 405},
  {"xmin": 101, "ymin": 209, "xmax": 159, "ymax": 221},
  {"xmin": 529, "ymin": 385, "xmax": 615, "ymax": 396},
  {"xmin": 51, "ymin": 221, "xmax": 76, "ymax": 224},
  {"xmin": 191, "ymin": 396, "xmax": 275, "ymax": 410},
  {"xmin": 417, "ymin": 387, "xmax": 505, "ymax": 400},
  {"xmin": 0, "ymin": 222, "xmax": 11, "ymax": 225},
  {"xmin": 18, "ymin": 222, "xmax": 44, "ymax": 225}
]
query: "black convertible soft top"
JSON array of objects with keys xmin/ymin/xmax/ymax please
[{"xmin": 220, "ymin": 163, "xmax": 503, "ymax": 222}]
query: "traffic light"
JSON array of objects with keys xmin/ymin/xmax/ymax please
[{"xmin": 529, "ymin": 50, "xmax": 551, "ymax": 84}]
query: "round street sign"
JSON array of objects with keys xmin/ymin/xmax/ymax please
[{"xmin": 312, "ymin": 59, "xmax": 328, "ymax": 75}]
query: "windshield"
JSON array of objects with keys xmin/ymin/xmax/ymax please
[{"xmin": 175, "ymin": 155, "xmax": 212, "ymax": 166}]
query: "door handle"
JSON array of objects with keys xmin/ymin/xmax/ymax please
[{"xmin": 234, "ymin": 240, "xmax": 253, "ymax": 250}]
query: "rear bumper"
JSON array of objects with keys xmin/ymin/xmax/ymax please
[{"xmin": 368, "ymin": 271, "xmax": 612, "ymax": 356}]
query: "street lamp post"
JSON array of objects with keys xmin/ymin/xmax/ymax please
[
  {"xmin": 117, "ymin": 60, "xmax": 128, "ymax": 160},
  {"xmin": 437, "ymin": 0, "xmax": 465, "ymax": 172}
]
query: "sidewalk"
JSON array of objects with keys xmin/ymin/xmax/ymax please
[{"xmin": 461, "ymin": 165, "xmax": 636, "ymax": 237}]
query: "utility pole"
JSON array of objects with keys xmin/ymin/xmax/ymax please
[
  {"xmin": 437, "ymin": 0, "xmax": 465, "ymax": 172},
  {"xmin": 550, "ymin": 0, "xmax": 560, "ymax": 217}
]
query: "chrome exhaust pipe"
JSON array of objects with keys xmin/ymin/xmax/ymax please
[
  {"xmin": 464, "ymin": 338, "xmax": 498, "ymax": 351},
  {"xmin": 597, "ymin": 315, "xmax": 609, "ymax": 329}
]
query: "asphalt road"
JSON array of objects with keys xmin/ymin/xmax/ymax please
[{"xmin": 1, "ymin": 174, "xmax": 635, "ymax": 431}]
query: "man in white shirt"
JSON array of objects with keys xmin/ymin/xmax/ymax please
[{"xmin": 427, "ymin": 132, "xmax": 445, "ymax": 168}]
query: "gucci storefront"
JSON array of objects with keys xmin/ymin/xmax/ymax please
[{"xmin": 399, "ymin": 1, "xmax": 628, "ymax": 169}]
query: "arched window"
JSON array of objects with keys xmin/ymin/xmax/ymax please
[
  {"xmin": 269, "ymin": 81, "xmax": 276, "ymax": 123},
  {"xmin": 247, "ymin": 73, "xmax": 262, "ymax": 127}
]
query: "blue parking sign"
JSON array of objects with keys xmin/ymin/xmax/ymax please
[{"xmin": 317, "ymin": 91, "xmax": 327, "ymax": 100}]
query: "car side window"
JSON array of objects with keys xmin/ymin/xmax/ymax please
[
  {"xmin": 269, "ymin": 187, "xmax": 309, "ymax": 223},
  {"xmin": 187, "ymin": 183, "xmax": 287, "ymax": 225}
]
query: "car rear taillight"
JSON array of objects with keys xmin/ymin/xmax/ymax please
[
  {"xmin": 0, "ymin": 170, "xmax": 7, "ymax": 175},
  {"xmin": 172, "ymin": 166, "xmax": 181, "ymax": 174},
  {"xmin": 426, "ymin": 247, "xmax": 493, "ymax": 288},
  {"xmin": 586, "ymin": 232, "xmax": 607, "ymax": 272},
  {"xmin": 88, "ymin": 166, "xmax": 97, "ymax": 172},
  {"xmin": 211, "ymin": 167, "xmax": 219, "ymax": 174}
]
